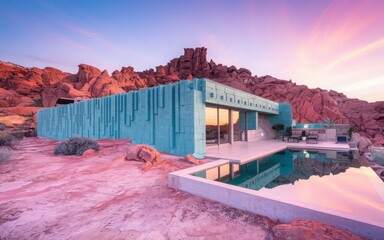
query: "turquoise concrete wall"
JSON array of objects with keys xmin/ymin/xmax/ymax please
[
  {"xmin": 239, "ymin": 111, "xmax": 246, "ymax": 130},
  {"xmin": 38, "ymin": 77, "xmax": 290, "ymax": 158},
  {"xmin": 268, "ymin": 103, "xmax": 293, "ymax": 132},
  {"xmin": 38, "ymin": 79, "xmax": 206, "ymax": 158},
  {"xmin": 246, "ymin": 112, "xmax": 257, "ymax": 130}
]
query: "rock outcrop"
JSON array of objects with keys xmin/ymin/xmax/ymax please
[
  {"xmin": 0, "ymin": 61, "xmax": 68, "ymax": 106},
  {"xmin": 0, "ymin": 48, "xmax": 383, "ymax": 146}
]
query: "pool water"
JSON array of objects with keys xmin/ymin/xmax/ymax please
[{"xmin": 192, "ymin": 149, "xmax": 361, "ymax": 190}]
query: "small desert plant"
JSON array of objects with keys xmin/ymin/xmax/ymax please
[
  {"xmin": 0, "ymin": 123, "xmax": 7, "ymax": 131},
  {"xmin": 285, "ymin": 126, "xmax": 292, "ymax": 136},
  {"xmin": 0, "ymin": 147, "xmax": 12, "ymax": 164},
  {"xmin": 272, "ymin": 124, "xmax": 284, "ymax": 138},
  {"xmin": 11, "ymin": 131, "xmax": 25, "ymax": 140},
  {"xmin": 347, "ymin": 126, "xmax": 357, "ymax": 140},
  {"xmin": 33, "ymin": 98, "xmax": 43, "ymax": 107},
  {"xmin": 0, "ymin": 134, "xmax": 18, "ymax": 149},
  {"xmin": 24, "ymin": 129, "xmax": 37, "ymax": 137},
  {"xmin": 54, "ymin": 137, "xmax": 100, "ymax": 156},
  {"xmin": 323, "ymin": 118, "xmax": 336, "ymax": 128}
]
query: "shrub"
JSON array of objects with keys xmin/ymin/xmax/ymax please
[
  {"xmin": 11, "ymin": 131, "xmax": 25, "ymax": 140},
  {"xmin": 0, "ymin": 147, "xmax": 11, "ymax": 164},
  {"xmin": 54, "ymin": 137, "xmax": 100, "ymax": 156},
  {"xmin": 33, "ymin": 98, "xmax": 43, "ymax": 107},
  {"xmin": 323, "ymin": 118, "xmax": 336, "ymax": 128},
  {"xmin": 0, "ymin": 123, "xmax": 6, "ymax": 131},
  {"xmin": 272, "ymin": 124, "xmax": 284, "ymax": 138},
  {"xmin": 347, "ymin": 126, "xmax": 357, "ymax": 140},
  {"xmin": 0, "ymin": 134, "xmax": 18, "ymax": 149},
  {"xmin": 285, "ymin": 126, "xmax": 292, "ymax": 136},
  {"xmin": 24, "ymin": 129, "xmax": 37, "ymax": 138}
]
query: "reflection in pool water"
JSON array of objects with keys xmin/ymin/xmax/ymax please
[
  {"xmin": 192, "ymin": 149, "xmax": 361, "ymax": 190},
  {"xmin": 190, "ymin": 149, "xmax": 384, "ymax": 234}
]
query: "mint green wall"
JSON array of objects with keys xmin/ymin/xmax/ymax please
[
  {"xmin": 246, "ymin": 112, "xmax": 258, "ymax": 130},
  {"xmin": 38, "ymin": 79, "xmax": 206, "ymax": 158},
  {"xmin": 268, "ymin": 103, "xmax": 293, "ymax": 132}
]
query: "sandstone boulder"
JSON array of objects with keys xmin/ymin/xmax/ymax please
[
  {"xmin": 125, "ymin": 144, "xmax": 161, "ymax": 168},
  {"xmin": 82, "ymin": 148, "xmax": 96, "ymax": 157},
  {"xmin": 358, "ymin": 136, "xmax": 372, "ymax": 153},
  {"xmin": 183, "ymin": 154, "xmax": 200, "ymax": 165}
]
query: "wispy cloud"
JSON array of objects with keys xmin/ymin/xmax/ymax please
[
  {"xmin": 40, "ymin": 1, "xmax": 125, "ymax": 53},
  {"xmin": 295, "ymin": 0, "xmax": 384, "ymax": 102},
  {"xmin": 306, "ymin": 0, "xmax": 380, "ymax": 55},
  {"xmin": 326, "ymin": 38, "xmax": 384, "ymax": 70},
  {"xmin": 63, "ymin": 22, "xmax": 98, "ymax": 38},
  {"xmin": 23, "ymin": 54, "xmax": 76, "ymax": 71},
  {"xmin": 342, "ymin": 75, "xmax": 384, "ymax": 92}
]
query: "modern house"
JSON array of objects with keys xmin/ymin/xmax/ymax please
[{"xmin": 37, "ymin": 78, "xmax": 292, "ymax": 158}]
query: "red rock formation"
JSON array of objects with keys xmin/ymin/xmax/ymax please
[{"xmin": 0, "ymin": 48, "xmax": 383, "ymax": 146}]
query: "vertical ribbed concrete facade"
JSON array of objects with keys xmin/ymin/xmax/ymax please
[
  {"xmin": 38, "ymin": 78, "xmax": 292, "ymax": 157},
  {"xmin": 38, "ymin": 79, "xmax": 206, "ymax": 157}
]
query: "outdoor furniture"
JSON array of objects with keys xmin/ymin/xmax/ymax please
[
  {"xmin": 306, "ymin": 134, "xmax": 318, "ymax": 144},
  {"xmin": 337, "ymin": 135, "xmax": 347, "ymax": 143},
  {"xmin": 288, "ymin": 134, "xmax": 301, "ymax": 142}
]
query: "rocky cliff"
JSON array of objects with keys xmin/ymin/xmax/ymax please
[{"xmin": 0, "ymin": 48, "xmax": 383, "ymax": 146}]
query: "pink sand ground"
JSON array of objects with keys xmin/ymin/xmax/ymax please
[{"xmin": 0, "ymin": 138, "xmax": 274, "ymax": 240}]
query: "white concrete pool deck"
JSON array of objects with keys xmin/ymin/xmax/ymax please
[{"xmin": 206, "ymin": 140, "xmax": 354, "ymax": 164}]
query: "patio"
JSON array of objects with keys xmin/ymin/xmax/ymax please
[{"xmin": 205, "ymin": 139, "xmax": 353, "ymax": 164}]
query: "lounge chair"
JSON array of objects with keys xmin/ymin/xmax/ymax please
[
  {"xmin": 337, "ymin": 135, "xmax": 347, "ymax": 143},
  {"xmin": 288, "ymin": 134, "xmax": 301, "ymax": 142},
  {"xmin": 306, "ymin": 134, "xmax": 318, "ymax": 144}
]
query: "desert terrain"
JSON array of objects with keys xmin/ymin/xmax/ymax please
[{"xmin": 0, "ymin": 138, "xmax": 364, "ymax": 240}]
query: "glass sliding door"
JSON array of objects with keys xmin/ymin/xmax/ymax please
[
  {"xmin": 219, "ymin": 108, "xmax": 229, "ymax": 144},
  {"xmin": 233, "ymin": 110, "xmax": 246, "ymax": 141},
  {"xmin": 206, "ymin": 106, "xmax": 246, "ymax": 145},
  {"xmin": 206, "ymin": 107, "xmax": 218, "ymax": 145}
]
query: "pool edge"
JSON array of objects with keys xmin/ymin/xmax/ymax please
[{"xmin": 168, "ymin": 162, "xmax": 384, "ymax": 240}]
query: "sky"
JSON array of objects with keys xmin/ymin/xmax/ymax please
[{"xmin": 0, "ymin": 0, "xmax": 383, "ymax": 102}]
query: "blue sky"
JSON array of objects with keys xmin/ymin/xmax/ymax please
[{"xmin": 1, "ymin": 0, "xmax": 383, "ymax": 102}]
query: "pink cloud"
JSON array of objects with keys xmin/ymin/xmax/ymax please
[{"xmin": 295, "ymin": 0, "xmax": 384, "ymax": 102}]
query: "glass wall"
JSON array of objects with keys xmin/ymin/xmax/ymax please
[
  {"xmin": 219, "ymin": 109, "xmax": 229, "ymax": 144},
  {"xmin": 233, "ymin": 110, "xmax": 246, "ymax": 141},
  {"xmin": 206, "ymin": 107, "xmax": 219, "ymax": 145},
  {"xmin": 206, "ymin": 106, "xmax": 247, "ymax": 145}
]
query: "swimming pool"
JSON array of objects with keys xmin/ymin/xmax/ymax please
[
  {"xmin": 169, "ymin": 149, "xmax": 384, "ymax": 239},
  {"xmin": 192, "ymin": 149, "xmax": 360, "ymax": 191}
]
